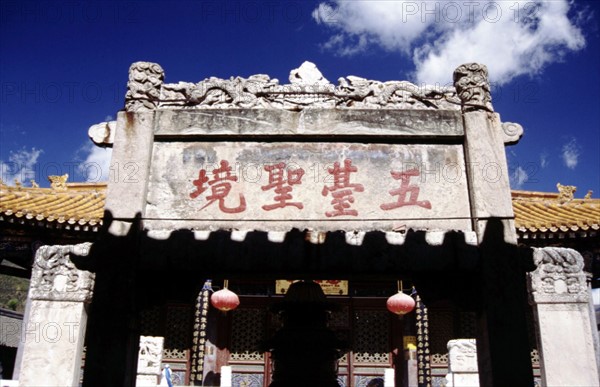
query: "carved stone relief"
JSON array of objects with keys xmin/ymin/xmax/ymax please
[
  {"xmin": 88, "ymin": 120, "xmax": 116, "ymax": 146},
  {"xmin": 447, "ymin": 339, "xmax": 478, "ymax": 373},
  {"xmin": 452, "ymin": 63, "xmax": 493, "ymax": 112},
  {"xmin": 29, "ymin": 243, "xmax": 95, "ymax": 303},
  {"xmin": 501, "ymin": 122, "xmax": 524, "ymax": 144},
  {"xmin": 125, "ymin": 61, "xmax": 165, "ymax": 112},
  {"xmin": 126, "ymin": 61, "xmax": 464, "ymax": 112},
  {"xmin": 528, "ymin": 247, "xmax": 588, "ymax": 304},
  {"xmin": 137, "ymin": 335, "xmax": 164, "ymax": 376}
]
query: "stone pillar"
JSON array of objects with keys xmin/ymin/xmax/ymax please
[
  {"xmin": 81, "ymin": 62, "xmax": 160, "ymax": 387},
  {"xmin": 136, "ymin": 336, "xmax": 164, "ymax": 387},
  {"xmin": 18, "ymin": 243, "xmax": 95, "ymax": 387},
  {"xmin": 455, "ymin": 63, "xmax": 533, "ymax": 387},
  {"xmin": 528, "ymin": 247, "xmax": 600, "ymax": 387},
  {"xmin": 445, "ymin": 339, "xmax": 479, "ymax": 387}
]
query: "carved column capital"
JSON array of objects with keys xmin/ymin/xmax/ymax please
[
  {"xmin": 528, "ymin": 247, "xmax": 588, "ymax": 304},
  {"xmin": 29, "ymin": 243, "xmax": 95, "ymax": 303},
  {"xmin": 453, "ymin": 63, "xmax": 493, "ymax": 112},
  {"xmin": 125, "ymin": 61, "xmax": 164, "ymax": 112}
]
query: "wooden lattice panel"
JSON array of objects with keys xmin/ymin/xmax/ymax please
[
  {"xmin": 230, "ymin": 308, "xmax": 266, "ymax": 362},
  {"xmin": 352, "ymin": 310, "xmax": 390, "ymax": 364}
]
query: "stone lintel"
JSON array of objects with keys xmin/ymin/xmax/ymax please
[{"xmin": 152, "ymin": 108, "xmax": 464, "ymax": 138}]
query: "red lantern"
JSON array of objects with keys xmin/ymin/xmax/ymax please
[
  {"xmin": 386, "ymin": 292, "xmax": 415, "ymax": 315},
  {"xmin": 211, "ymin": 288, "xmax": 240, "ymax": 312}
]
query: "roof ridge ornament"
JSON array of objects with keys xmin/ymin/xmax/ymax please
[
  {"xmin": 557, "ymin": 183, "xmax": 576, "ymax": 203},
  {"xmin": 49, "ymin": 174, "xmax": 69, "ymax": 191}
]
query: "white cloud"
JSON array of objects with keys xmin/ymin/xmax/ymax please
[
  {"xmin": 313, "ymin": 0, "xmax": 586, "ymax": 85},
  {"xmin": 77, "ymin": 144, "xmax": 113, "ymax": 182},
  {"xmin": 561, "ymin": 138, "xmax": 580, "ymax": 169},
  {"xmin": 510, "ymin": 165, "xmax": 529, "ymax": 189},
  {"xmin": 540, "ymin": 152, "xmax": 548, "ymax": 169},
  {"xmin": 0, "ymin": 148, "xmax": 42, "ymax": 186}
]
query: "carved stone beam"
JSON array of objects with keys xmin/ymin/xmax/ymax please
[
  {"xmin": 453, "ymin": 63, "xmax": 494, "ymax": 112},
  {"xmin": 125, "ymin": 61, "xmax": 165, "ymax": 112}
]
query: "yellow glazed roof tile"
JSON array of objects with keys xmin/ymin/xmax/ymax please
[
  {"xmin": 0, "ymin": 182, "xmax": 105, "ymax": 229},
  {"xmin": 1, "ymin": 182, "xmax": 599, "ymax": 235},
  {"xmin": 512, "ymin": 190, "xmax": 600, "ymax": 234}
]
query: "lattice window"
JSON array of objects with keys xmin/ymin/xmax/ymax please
[
  {"xmin": 459, "ymin": 311, "xmax": 477, "ymax": 338},
  {"xmin": 430, "ymin": 353, "xmax": 448, "ymax": 366},
  {"xmin": 329, "ymin": 305, "xmax": 350, "ymax": 328},
  {"xmin": 230, "ymin": 308, "xmax": 266, "ymax": 362},
  {"xmin": 140, "ymin": 305, "xmax": 161, "ymax": 336},
  {"xmin": 352, "ymin": 310, "xmax": 390, "ymax": 364},
  {"xmin": 164, "ymin": 305, "xmax": 192, "ymax": 351},
  {"xmin": 429, "ymin": 308, "xmax": 454, "ymax": 354},
  {"xmin": 163, "ymin": 348, "xmax": 187, "ymax": 360}
]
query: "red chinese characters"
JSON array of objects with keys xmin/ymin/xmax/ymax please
[
  {"xmin": 380, "ymin": 169, "xmax": 432, "ymax": 210},
  {"xmin": 321, "ymin": 159, "xmax": 364, "ymax": 217},
  {"xmin": 261, "ymin": 162, "xmax": 305, "ymax": 211},
  {"xmin": 190, "ymin": 160, "xmax": 246, "ymax": 214}
]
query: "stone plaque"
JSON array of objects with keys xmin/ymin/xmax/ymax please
[{"xmin": 145, "ymin": 142, "xmax": 470, "ymax": 232}]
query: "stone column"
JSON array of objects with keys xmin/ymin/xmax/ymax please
[
  {"xmin": 455, "ymin": 63, "xmax": 533, "ymax": 387},
  {"xmin": 136, "ymin": 336, "xmax": 164, "ymax": 386},
  {"xmin": 18, "ymin": 243, "xmax": 95, "ymax": 387},
  {"xmin": 445, "ymin": 339, "xmax": 479, "ymax": 387},
  {"xmin": 528, "ymin": 247, "xmax": 600, "ymax": 387}
]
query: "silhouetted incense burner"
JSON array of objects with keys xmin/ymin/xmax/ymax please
[{"xmin": 262, "ymin": 280, "xmax": 347, "ymax": 387}]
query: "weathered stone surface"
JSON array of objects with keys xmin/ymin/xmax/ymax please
[
  {"xmin": 528, "ymin": 247, "xmax": 600, "ymax": 386},
  {"xmin": 448, "ymin": 339, "xmax": 478, "ymax": 373},
  {"xmin": 529, "ymin": 247, "xmax": 588, "ymax": 304},
  {"xmin": 137, "ymin": 336, "xmax": 164, "ymax": 375},
  {"xmin": 88, "ymin": 120, "xmax": 116, "ymax": 146},
  {"xmin": 463, "ymin": 112, "xmax": 514, "ymax": 223},
  {"xmin": 126, "ymin": 61, "xmax": 462, "ymax": 112},
  {"xmin": 501, "ymin": 122, "xmax": 524, "ymax": 145},
  {"xmin": 136, "ymin": 336, "xmax": 164, "ymax": 386},
  {"xmin": 145, "ymin": 142, "xmax": 471, "ymax": 232},
  {"xmin": 453, "ymin": 63, "xmax": 493, "ymax": 112},
  {"xmin": 153, "ymin": 109, "xmax": 464, "ymax": 137},
  {"xmin": 104, "ymin": 111, "xmax": 155, "ymax": 235},
  {"xmin": 30, "ymin": 243, "xmax": 95, "ymax": 303},
  {"xmin": 126, "ymin": 62, "xmax": 164, "ymax": 112},
  {"xmin": 289, "ymin": 61, "xmax": 329, "ymax": 85},
  {"xmin": 18, "ymin": 300, "xmax": 87, "ymax": 387},
  {"xmin": 445, "ymin": 339, "xmax": 479, "ymax": 387}
]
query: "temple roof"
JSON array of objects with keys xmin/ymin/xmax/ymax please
[
  {"xmin": 512, "ymin": 189, "xmax": 599, "ymax": 239},
  {"xmin": 1, "ymin": 180, "xmax": 598, "ymax": 238},
  {"xmin": 0, "ymin": 179, "xmax": 105, "ymax": 232}
]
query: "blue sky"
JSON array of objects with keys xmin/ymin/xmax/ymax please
[{"xmin": 1, "ymin": 0, "xmax": 599, "ymax": 196}]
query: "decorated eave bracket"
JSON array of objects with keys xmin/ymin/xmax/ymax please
[{"xmin": 89, "ymin": 61, "xmax": 522, "ymax": 146}]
